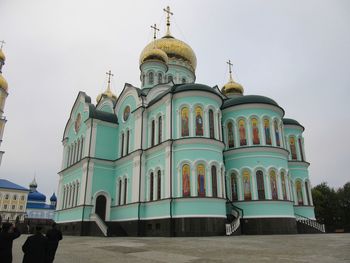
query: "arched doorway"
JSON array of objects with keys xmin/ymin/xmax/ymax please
[{"xmin": 95, "ymin": 195, "xmax": 107, "ymax": 221}]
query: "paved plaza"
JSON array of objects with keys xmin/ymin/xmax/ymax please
[{"xmin": 11, "ymin": 234, "xmax": 350, "ymax": 263}]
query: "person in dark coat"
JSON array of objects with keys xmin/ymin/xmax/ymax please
[
  {"xmin": 0, "ymin": 223, "xmax": 21, "ymax": 263},
  {"xmin": 46, "ymin": 222, "xmax": 62, "ymax": 262},
  {"xmin": 22, "ymin": 225, "xmax": 48, "ymax": 263}
]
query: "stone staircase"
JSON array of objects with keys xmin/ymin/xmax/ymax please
[
  {"xmin": 295, "ymin": 214, "xmax": 325, "ymax": 233},
  {"xmin": 225, "ymin": 201, "xmax": 243, "ymax": 236},
  {"xmin": 90, "ymin": 213, "xmax": 108, "ymax": 236}
]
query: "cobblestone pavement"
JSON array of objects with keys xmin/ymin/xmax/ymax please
[{"xmin": 11, "ymin": 234, "xmax": 350, "ymax": 263}]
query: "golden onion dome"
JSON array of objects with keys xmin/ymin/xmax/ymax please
[
  {"xmin": 96, "ymin": 87, "xmax": 117, "ymax": 103},
  {"xmin": 139, "ymin": 35, "xmax": 197, "ymax": 71},
  {"xmin": 0, "ymin": 49, "xmax": 5, "ymax": 61},
  {"xmin": 0, "ymin": 74, "xmax": 8, "ymax": 91},
  {"xmin": 140, "ymin": 47, "xmax": 168, "ymax": 64},
  {"xmin": 222, "ymin": 77, "xmax": 244, "ymax": 95}
]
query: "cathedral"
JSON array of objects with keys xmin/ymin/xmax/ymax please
[{"xmin": 55, "ymin": 7, "xmax": 322, "ymax": 236}]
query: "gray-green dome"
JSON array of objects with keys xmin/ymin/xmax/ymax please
[
  {"xmin": 222, "ymin": 95, "xmax": 280, "ymax": 109},
  {"xmin": 173, "ymin": 83, "xmax": 219, "ymax": 95},
  {"xmin": 283, "ymin": 118, "xmax": 304, "ymax": 130}
]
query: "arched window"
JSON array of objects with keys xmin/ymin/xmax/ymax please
[
  {"xmin": 274, "ymin": 120, "xmax": 280, "ymax": 146},
  {"xmin": 150, "ymin": 172, "xmax": 154, "ymax": 201},
  {"xmin": 251, "ymin": 118, "xmax": 260, "ymax": 145},
  {"xmin": 296, "ymin": 181, "xmax": 303, "ymax": 205},
  {"xmin": 80, "ymin": 137, "xmax": 84, "ymax": 159},
  {"xmin": 264, "ymin": 119, "xmax": 272, "ymax": 145},
  {"xmin": 75, "ymin": 182, "xmax": 79, "ymax": 206},
  {"xmin": 148, "ymin": 72, "xmax": 154, "ymax": 85},
  {"xmin": 290, "ymin": 137, "xmax": 297, "ymax": 160},
  {"xmin": 211, "ymin": 166, "xmax": 217, "ymax": 197},
  {"xmin": 195, "ymin": 106, "xmax": 204, "ymax": 136},
  {"xmin": 121, "ymin": 133, "xmax": 124, "ymax": 157},
  {"xmin": 124, "ymin": 178, "xmax": 128, "ymax": 204},
  {"xmin": 256, "ymin": 170, "xmax": 265, "ymax": 200},
  {"xmin": 158, "ymin": 116, "xmax": 162, "ymax": 144},
  {"xmin": 231, "ymin": 173, "xmax": 238, "ymax": 201},
  {"xmin": 281, "ymin": 172, "xmax": 287, "ymax": 200},
  {"xmin": 298, "ymin": 138, "xmax": 304, "ymax": 161},
  {"xmin": 209, "ymin": 109, "xmax": 215, "ymax": 139},
  {"xmin": 76, "ymin": 141, "xmax": 80, "ymax": 162},
  {"xmin": 168, "ymin": 75, "xmax": 173, "ymax": 82},
  {"xmin": 270, "ymin": 170, "xmax": 278, "ymax": 200},
  {"xmin": 158, "ymin": 73, "xmax": 162, "ymax": 84},
  {"xmin": 182, "ymin": 164, "xmax": 191, "ymax": 197},
  {"xmin": 151, "ymin": 120, "xmax": 155, "ymax": 147},
  {"xmin": 182, "ymin": 78, "xmax": 186, "ymax": 84},
  {"xmin": 197, "ymin": 164, "xmax": 206, "ymax": 197},
  {"xmin": 157, "ymin": 170, "xmax": 161, "ymax": 200},
  {"xmin": 126, "ymin": 130, "xmax": 130, "ymax": 154},
  {"xmin": 243, "ymin": 171, "xmax": 251, "ymax": 201},
  {"xmin": 305, "ymin": 181, "xmax": 311, "ymax": 205},
  {"xmin": 118, "ymin": 179, "xmax": 122, "ymax": 205},
  {"xmin": 181, "ymin": 107, "xmax": 189, "ymax": 137},
  {"xmin": 227, "ymin": 122, "xmax": 234, "ymax": 148},
  {"xmin": 62, "ymin": 187, "xmax": 66, "ymax": 209},
  {"xmin": 67, "ymin": 147, "xmax": 71, "ymax": 167},
  {"xmin": 239, "ymin": 119, "xmax": 247, "ymax": 146},
  {"xmin": 71, "ymin": 184, "xmax": 75, "ymax": 207}
]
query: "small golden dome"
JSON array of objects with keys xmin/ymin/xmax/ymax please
[
  {"xmin": 0, "ymin": 49, "xmax": 5, "ymax": 61},
  {"xmin": 140, "ymin": 47, "xmax": 168, "ymax": 65},
  {"xmin": 0, "ymin": 74, "xmax": 8, "ymax": 91},
  {"xmin": 139, "ymin": 35, "xmax": 197, "ymax": 71},
  {"xmin": 222, "ymin": 77, "xmax": 244, "ymax": 95},
  {"xmin": 96, "ymin": 88, "xmax": 117, "ymax": 103}
]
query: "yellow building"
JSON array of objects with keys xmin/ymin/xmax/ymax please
[{"xmin": 0, "ymin": 179, "xmax": 29, "ymax": 223}]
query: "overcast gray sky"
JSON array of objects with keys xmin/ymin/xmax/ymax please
[{"xmin": 0, "ymin": 0, "xmax": 349, "ymax": 198}]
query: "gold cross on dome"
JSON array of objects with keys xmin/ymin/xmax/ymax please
[
  {"xmin": 0, "ymin": 40, "xmax": 5, "ymax": 49},
  {"xmin": 106, "ymin": 70, "xmax": 114, "ymax": 90},
  {"xmin": 151, "ymin": 24, "xmax": 160, "ymax": 40},
  {"xmin": 226, "ymin": 59, "xmax": 234, "ymax": 80},
  {"xmin": 163, "ymin": 6, "xmax": 173, "ymax": 35}
]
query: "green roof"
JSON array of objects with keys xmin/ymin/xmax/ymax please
[
  {"xmin": 222, "ymin": 95, "xmax": 281, "ymax": 110},
  {"xmin": 148, "ymin": 83, "xmax": 221, "ymax": 107},
  {"xmin": 283, "ymin": 118, "xmax": 304, "ymax": 130}
]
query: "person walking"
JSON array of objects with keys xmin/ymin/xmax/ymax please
[
  {"xmin": 0, "ymin": 223, "xmax": 21, "ymax": 263},
  {"xmin": 46, "ymin": 222, "xmax": 62, "ymax": 262},
  {"xmin": 22, "ymin": 225, "xmax": 48, "ymax": 263}
]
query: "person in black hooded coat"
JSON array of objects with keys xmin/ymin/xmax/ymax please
[
  {"xmin": 46, "ymin": 222, "xmax": 62, "ymax": 262},
  {"xmin": 0, "ymin": 223, "xmax": 21, "ymax": 263},
  {"xmin": 22, "ymin": 225, "xmax": 48, "ymax": 263}
]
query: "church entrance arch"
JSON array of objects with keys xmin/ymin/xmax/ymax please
[{"xmin": 95, "ymin": 195, "xmax": 107, "ymax": 221}]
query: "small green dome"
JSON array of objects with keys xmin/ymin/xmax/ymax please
[
  {"xmin": 222, "ymin": 95, "xmax": 280, "ymax": 109},
  {"xmin": 283, "ymin": 118, "xmax": 304, "ymax": 130}
]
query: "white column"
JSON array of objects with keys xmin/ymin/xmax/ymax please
[
  {"xmin": 302, "ymin": 181, "xmax": 308, "ymax": 205},
  {"xmin": 260, "ymin": 120, "xmax": 265, "ymax": 145},
  {"xmin": 271, "ymin": 121, "xmax": 277, "ymax": 147},
  {"xmin": 246, "ymin": 120, "xmax": 252, "ymax": 146},
  {"xmin": 176, "ymin": 167, "xmax": 180, "ymax": 198},
  {"xmin": 191, "ymin": 166, "xmax": 196, "ymax": 197},
  {"xmin": 189, "ymin": 106, "xmax": 194, "ymax": 137},
  {"xmin": 204, "ymin": 108, "xmax": 209, "ymax": 137},
  {"xmin": 207, "ymin": 166, "xmax": 212, "ymax": 197},
  {"xmin": 277, "ymin": 173, "xmax": 283, "ymax": 200},
  {"xmin": 234, "ymin": 121, "xmax": 239, "ymax": 148},
  {"xmin": 252, "ymin": 173, "xmax": 257, "ymax": 200}
]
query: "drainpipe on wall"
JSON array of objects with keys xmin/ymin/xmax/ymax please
[
  {"xmin": 137, "ymin": 96, "xmax": 145, "ymax": 236},
  {"xmin": 81, "ymin": 118, "xmax": 93, "ymax": 236},
  {"xmin": 169, "ymin": 91, "xmax": 174, "ymax": 237}
]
